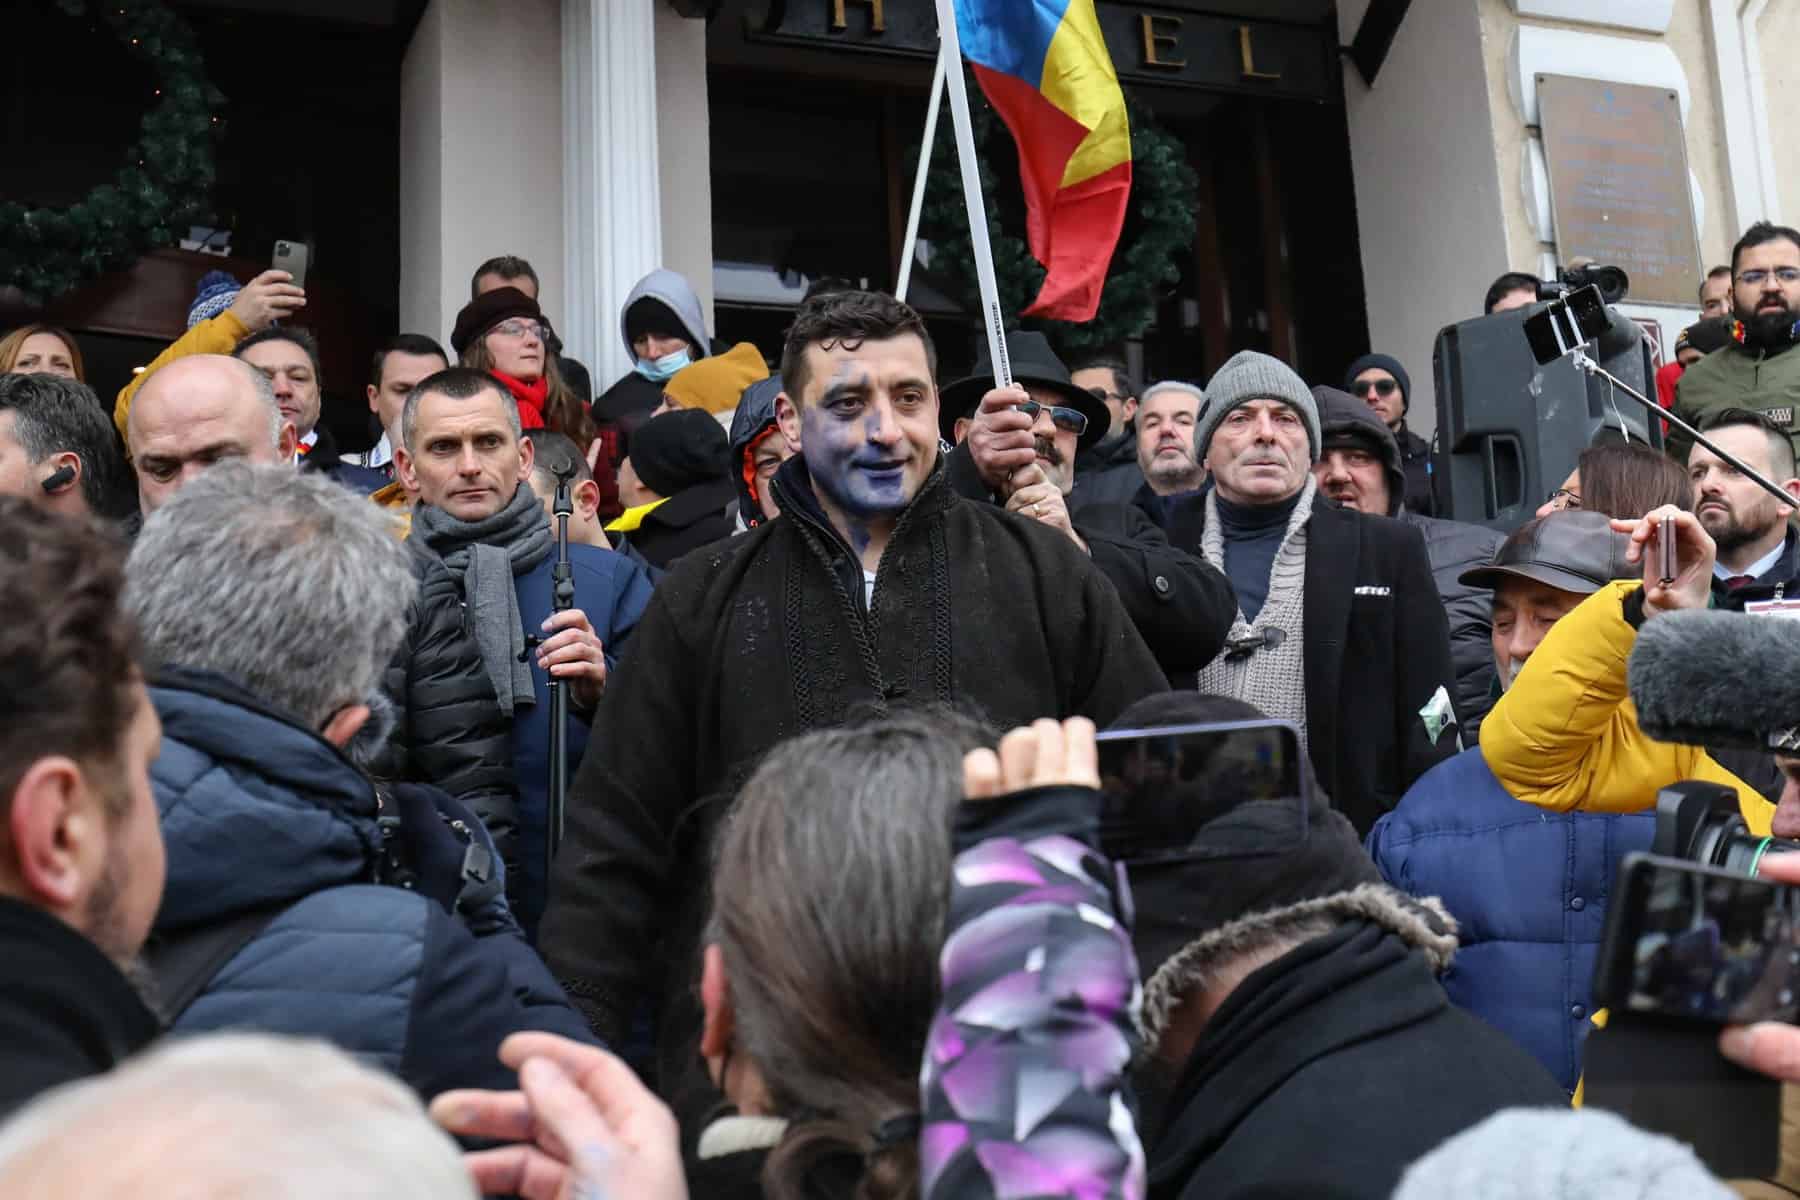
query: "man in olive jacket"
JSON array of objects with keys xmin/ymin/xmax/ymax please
[
  {"xmin": 1674, "ymin": 222, "xmax": 1800, "ymax": 461},
  {"xmin": 540, "ymin": 292, "xmax": 1166, "ymax": 1085}
]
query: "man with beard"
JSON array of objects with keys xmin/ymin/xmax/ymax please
[
  {"xmin": 1675, "ymin": 223, "xmax": 1800, "ymax": 460},
  {"xmin": 1135, "ymin": 381, "xmax": 1208, "ymax": 518},
  {"xmin": 540, "ymin": 292, "xmax": 1163, "ymax": 1084},
  {"xmin": 1688, "ymin": 410, "xmax": 1800, "ymax": 803},
  {"xmin": 0, "ymin": 500, "xmax": 163, "ymax": 1116},
  {"xmin": 1691, "ymin": 410, "xmax": 1800, "ymax": 606}
]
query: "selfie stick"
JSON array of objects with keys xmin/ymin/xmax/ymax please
[
  {"xmin": 545, "ymin": 474, "xmax": 575, "ymax": 874},
  {"xmin": 1566, "ymin": 348, "xmax": 1796, "ymax": 512}
]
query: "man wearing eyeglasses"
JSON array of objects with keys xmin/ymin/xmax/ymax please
[
  {"xmin": 1343, "ymin": 352, "xmax": 1436, "ymax": 517},
  {"xmin": 1674, "ymin": 222, "xmax": 1800, "ymax": 462},
  {"xmin": 943, "ymin": 330, "xmax": 1235, "ymax": 685}
]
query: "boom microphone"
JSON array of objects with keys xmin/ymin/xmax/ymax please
[{"xmin": 1628, "ymin": 610, "xmax": 1800, "ymax": 752}]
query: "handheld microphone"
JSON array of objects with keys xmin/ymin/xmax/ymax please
[
  {"xmin": 1628, "ymin": 610, "xmax": 1800, "ymax": 752},
  {"xmin": 40, "ymin": 464, "xmax": 75, "ymax": 494}
]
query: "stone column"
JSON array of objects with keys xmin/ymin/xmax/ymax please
[{"xmin": 562, "ymin": 0, "xmax": 663, "ymax": 389}]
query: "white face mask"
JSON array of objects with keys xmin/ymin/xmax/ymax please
[{"xmin": 1495, "ymin": 657, "xmax": 1529, "ymax": 692}]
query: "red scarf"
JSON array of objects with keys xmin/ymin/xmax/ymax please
[{"xmin": 492, "ymin": 370, "xmax": 549, "ymax": 429}]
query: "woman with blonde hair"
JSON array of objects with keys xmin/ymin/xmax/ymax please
[{"xmin": 0, "ymin": 324, "xmax": 84, "ymax": 381}]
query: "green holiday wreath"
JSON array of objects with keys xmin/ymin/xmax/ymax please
[
  {"xmin": 0, "ymin": 0, "xmax": 224, "ymax": 305},
  {"xmin": 915, "ymin": 81, "xmax": 1198, "ymax": 357}
]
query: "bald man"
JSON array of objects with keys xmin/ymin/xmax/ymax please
[{"xmin": 127, "ymin": 355, "xmax": 296, "ymax": 514}]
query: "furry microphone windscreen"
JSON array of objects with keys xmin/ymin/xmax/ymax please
[{"xmin": 1628, "ymin": 610, "xmax": 1800, "ymax": 750}]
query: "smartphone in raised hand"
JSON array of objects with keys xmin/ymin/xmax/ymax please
[{"xmin": 272, "ymin": 240, "xmax": 311, "ymax": 289}]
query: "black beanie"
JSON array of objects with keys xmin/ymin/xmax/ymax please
[
  {"xmin": 451, "ymin": 286, "xmax": 541, "ymax": 356},
  {"xmin": 1343, "ymin": 352, "xmax": 1412, "ymax": 415},
  {"xmin": 628, "ymin": 409, "xmax": 730, "ymax": 499},
  {"xmin": 1103, "ymin": 692, "xmax": 1383, "ymax": 984},
  {"xmin": 625, "ymin": 297, "xmax": 690, "ymax": 346}
]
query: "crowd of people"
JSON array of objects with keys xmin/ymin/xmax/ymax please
[{"xmin": 2, "ymin": 218, "xmax": 1800, "ymax": 1198}]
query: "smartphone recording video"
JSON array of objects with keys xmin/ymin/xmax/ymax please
[
  {"xmin": 1094, "ymin": 720, "xmax": 1305, "ymax": 865},
  {"xmin": 1597, "ymin": 853, "xmax": 1800, "ymax": 1026}
]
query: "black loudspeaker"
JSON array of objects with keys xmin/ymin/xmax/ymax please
[{"xmin": 1433, "ymin": 304, "xmax": 1661, "ymax": 532}]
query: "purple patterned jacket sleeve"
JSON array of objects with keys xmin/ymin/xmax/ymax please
[{"xmin": 919, "ymin": 785, "xmax": 1146, "ymax": 1200}]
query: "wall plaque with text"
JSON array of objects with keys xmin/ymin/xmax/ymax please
[{"xmin": 1537, "ymin": 74, "xmax": 1701, "ymax": 307}]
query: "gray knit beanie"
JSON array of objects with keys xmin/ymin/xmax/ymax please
[
  {"xmin": 1393, "ymin": 1108, "xmax": 1735, "ymax": 1200},
  {"xmin": 1194, "ymin": 350, "xmax": 1321, "ymax": 465}
]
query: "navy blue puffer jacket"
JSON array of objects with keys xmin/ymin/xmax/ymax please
[
  {"xmin": 1366, "ymin": 747, "xmax": 1653, "ymax": 1093},
  {"xmin": 150, "ymin": 669, "xmax": 595, "ymax": 1099}
]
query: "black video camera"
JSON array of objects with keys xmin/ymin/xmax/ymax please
[
  {"xmin": 1538, "ymin": 261, "xmax": 1630, "ymax": 306},
  {"xmin": 1652, "ymin": 781, "xmax": 1799, "ymax": 877}
]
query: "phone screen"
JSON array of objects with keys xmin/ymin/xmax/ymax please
[
  {"xmin": 1617, "ymin": 857, "xmax": 1800, "ymax": 1024},
  {"xmin": 1094, "ymin": 720, "xmax": 1305, "ymax": 865}
]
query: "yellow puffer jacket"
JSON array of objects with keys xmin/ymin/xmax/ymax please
[
  {"xmin": 112, "ymin": 311, "xmax": 251, "ymax": 441},
  {"xmin": 1481, "ymin": 580, "xmax": 1774, "ymax": 834}
]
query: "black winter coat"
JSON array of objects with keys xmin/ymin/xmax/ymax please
[
  {"xmin": 1071, "ymin": 425, "xmax": 1146, "ymax": 514},
  {"xmin": 1399, "ymin": 511, "xmax": 1503, "ymax": 741},
  {"xmin": 541, "ymin": 454, "xmax": 1166, "ymax": 1071},
  {"xmin": 616, "ymin": 476, "xmax": 739, "ymax": 570},
  {"xmin": 1396, "ymin": 425, "xmax": 1437, "ymax": 517},
  {"xmin": 1148, "ymin": 921, "xmax": 1565, "ymax": 1199},
  {"xmin": 944, "ymin": 441, "xmax": 1234, "ymax": 682},
  {"xmin": 0, "ymin": 898, "xmax": 159, "ymax": 1119},
  {"xmin": 1165, "ymin": 492, "xmax": 1458, "ymax": 835},
  {"xmin": 374, "ymin": 551, "xmax": 521, "ymax": 890}
]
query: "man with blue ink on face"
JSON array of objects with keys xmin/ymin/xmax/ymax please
[{"xmin": 541, "ymin": 290, "xmax": 1164, "ymax": 1087}]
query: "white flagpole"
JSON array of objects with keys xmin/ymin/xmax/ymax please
[
  {"xmin": 930, "ymin": 0, "xmax": 1012, "ymax": 389},
  {"xmin": 895, "ymin": 45, "xmax": 946, "ymax": 303}
]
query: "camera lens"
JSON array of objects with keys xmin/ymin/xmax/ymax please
[{"xmin": 1713, "ymin": 831, "xmax": 1800, "ymax": 877}]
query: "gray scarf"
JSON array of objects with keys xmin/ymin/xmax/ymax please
[{"xmin": 412, "ymin": 484, "xmax": 553, "ymax": 716}]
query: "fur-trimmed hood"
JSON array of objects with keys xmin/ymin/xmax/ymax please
[{"xmin": 1140, "ymin": 883, "xmax": 1459, "ymax": 1046}]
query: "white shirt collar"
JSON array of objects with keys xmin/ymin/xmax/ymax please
[{"xmin": 1715, "ymin": 537, "xmax": 1788, "ymax": 582}]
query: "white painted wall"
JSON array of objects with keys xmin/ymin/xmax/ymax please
[
  {"xmin": 655, "ymin": 5, "xmax": 714, "ymax": 333},
  {"xmin": 1338, "ymin": 0, "xmax": 1509, "ymax": 438},
  {"xmin": 1755, "ymin": 0, "xmax": 1795, "ymax": 226},
  {"xmin": 400, "ymin": 0, "xmax": 565, "ymax": 350}
]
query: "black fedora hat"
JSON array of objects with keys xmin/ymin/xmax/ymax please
[{"xmin": 939, "ymin": 330, "xmax": 1109, "ymax": 449}]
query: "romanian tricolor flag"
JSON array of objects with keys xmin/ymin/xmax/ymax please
[{"xmin": 952, "ymin": 0, "xmax": 1132, "ymax": 322}]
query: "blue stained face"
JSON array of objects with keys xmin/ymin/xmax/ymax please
[{"xmin": 790, "ymin": 336, "xmax": 940, "ymax": 533}]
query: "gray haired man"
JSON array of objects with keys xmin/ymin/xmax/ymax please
[
  {"xmin": 1135, "ymin": 380, "xmax": 1208, "ymax": 509},
  {"xmin": 125, "ymin": 464, "xmax": 591, "ymax": 1099},
  {"xmin": 1162, "ymin": 350, "xmax": 1457, "ymax": 834}
]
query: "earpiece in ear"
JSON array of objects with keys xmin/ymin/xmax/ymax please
[{"xmin": 40, "ymin": 465, "xmax": 76, "ymax": 494}]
